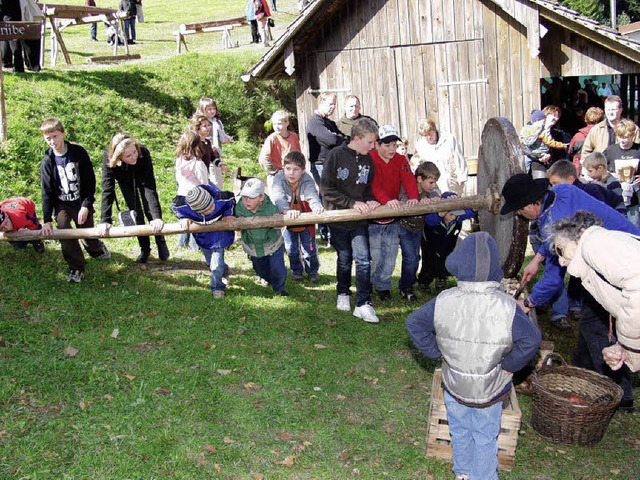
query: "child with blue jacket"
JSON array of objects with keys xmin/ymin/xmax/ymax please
[
  {"xmin": 406, "ymin": 232, "xmax": 541, "ymax": 480},
  {"xmin": 421, "ymin": 191, "xmax": 475, "ymax": 291},
  {"xmin": 173, "ymin": 184, "xmax": 235, "ymax": 299}
]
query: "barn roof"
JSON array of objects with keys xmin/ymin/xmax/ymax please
[{"xmin": 245, "ymin": 0, "xmax": 640, "ymax": 81}]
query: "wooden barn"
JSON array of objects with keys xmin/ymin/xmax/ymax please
[{"xmin": 245, "ymin": 0, "xmax": 640, "ymax": 159}]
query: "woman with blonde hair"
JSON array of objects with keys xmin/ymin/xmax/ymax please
[
  {"xmin": 414, "ymin": 118, "xmax": 467, "ymax": 195},
  {"xmin": 98, "ymin": 133, "xmax": 169, "ymax": 263}
]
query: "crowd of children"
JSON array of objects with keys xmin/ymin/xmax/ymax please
[{"xmin": 8, "ymin": 92, "xmax": 640, "ymax": 480}]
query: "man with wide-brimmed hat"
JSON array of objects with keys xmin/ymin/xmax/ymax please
[{"xmin": 501, "ymin": 172, "xmax": 639, "ymax": 412}]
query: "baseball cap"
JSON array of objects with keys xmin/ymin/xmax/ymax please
[
  {"xmin": 239, "ymin": 178, "xmax": 265, "ymax": 198},
  {"xmin": 378, "ymin": 124, "xmax": 401, "ymax": 144}
]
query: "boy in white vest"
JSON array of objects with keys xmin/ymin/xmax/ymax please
[{"xmin": 406, "ymin": 232, "xmax": 540, "ymax": 480}]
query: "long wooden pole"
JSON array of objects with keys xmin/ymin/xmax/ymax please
[{"xmin": 0, "ymin": 189, "xmax": 500, "ymax": 242}]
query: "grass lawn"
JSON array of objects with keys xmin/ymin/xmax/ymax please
[{"xmin": 0, "ymin": 1, "xmax": 638, "ymax": 478}]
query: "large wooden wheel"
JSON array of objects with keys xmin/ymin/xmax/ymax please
[{"xmin": 477, "ymin": 117, "xmax": 529, "ymax": 278}]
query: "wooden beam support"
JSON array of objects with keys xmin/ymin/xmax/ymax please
[
  {"xmin": 88, "ymin": 54, "xmax": 141, "ymax": 63},
  {"xmin": 0, "ymin": 190, "xmax": 499, "ymax": 242}
]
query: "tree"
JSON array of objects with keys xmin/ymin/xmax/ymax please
[{"xmin": 559, "ymin": 0, "xmax": 607, "ymax": 23}]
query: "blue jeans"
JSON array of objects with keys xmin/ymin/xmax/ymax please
[
  {"xmin": 369, "ymin": 222, "xmax": 400, "ymax": 292},
  {"xmin": 398, "ymin": 226, "xmax": 421, "ymax": 291},
  {"xmin": 124, "ymin": 17, "xmax": 136, "ymax": 41},
  {"xmin": 283, "ymin": 227, "xmax": 319, "ymax": 276},
  {"xmin": 202, "ymin": 247, "xmax": 228, "ymax": 292},
  {"xmin": 250, "ymin": 244, "xmax": 287, "ymax": 293},
  {"xmin": 329, "ymin": 225, "xmax": 371, "ymax": 307},
  {"xmin": 444, "ymin": 390, "xmax": 501, "ymax": 480},
  {"xmin": 310, "ymin": 163, "xmax": 329, "ymax": 240}
]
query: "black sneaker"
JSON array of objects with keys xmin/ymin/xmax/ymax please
[
  {"xmin": 400, "ymin": 289, "xmax": 417, "ymax": 301},
  {"xmin": 435, "ymin": 278, "xmax": 447, "ymax": 290},
  {"xmin": 279, "ymin": 290, "xmax": 288, "ymax": 297},
  {"xmin": 418, "ymin": 283, "xmax": 431, "ymax": 292},
  {"xmin": 32, "ymin": 241, "xmax": 45, "ymax": 254},
  {"xmin": 377, "ymin": 290, "xmax": 391, "ymax": 301},
  {"xmin": 617, "ymin": 399, "xmax": 635, "ymax": 413},
  {"xmin": 95, "ymin": 242, "xmax": 111, "ymax": 260},
  {"xmin": 551, "ymin": 317, "xmax": 572, "ymax": 331},
  {"xmin": 156, "ymin": 239, "xmax": 170, "ymax": 261},
  {"xmin": 136, "ymin": 249, "xmax": 151, "ymax": 263}
]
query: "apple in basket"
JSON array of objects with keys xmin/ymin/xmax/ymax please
[{"xmin": 563, "ymin": 394, "xmax": 587, "ymax": 404}]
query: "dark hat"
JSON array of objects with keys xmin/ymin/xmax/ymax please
[
  {"xmin": 530, "ymin": 109, "xmax": 545, "ymax": 124},
  {"xmin": 186, "ymin": 186, "xmax": 214, "ymax": 214},
  {"xmin": 500, "ymin": 174, "xmax": 549, "ymax": 215},
  {"xmin": 440, "ymin": 191, "xmax": 466, "ymax": 216}
]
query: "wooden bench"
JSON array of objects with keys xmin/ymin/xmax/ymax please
[
  {"xmin": 173, "ymin": 16, "xmax": 247, "ymax": 53},
  {"xmin": 42, "ymin": 4, "xmax": 127, "ymax": 66}
]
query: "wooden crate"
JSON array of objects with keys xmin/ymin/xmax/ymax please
[{"xmin": 425, "ymin": 368, "xmax": 521, "ymax": 471}]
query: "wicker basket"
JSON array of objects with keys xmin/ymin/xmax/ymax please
[{"xmin": 531, "ymin": 353, "xmax": 622, "ymax": 446}]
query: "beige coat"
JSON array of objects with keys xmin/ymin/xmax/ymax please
[
  {"xmin": 567, "ymin": 226, "xmax": 640, "ymax": 371},
  {"xmin": 582, "ymin": 119, "xmax": 640, "ymax": 155}
]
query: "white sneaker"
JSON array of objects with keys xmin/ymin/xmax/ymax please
[
  {"xmin": 212, "ymin": 290, "xmax": 225, "ymax": 299},
  {"xmin": 336, "ymin": 294, "xmax": 351, "ymax": 311},
  {"xmin": 353, "ymin": 303, "xmax": 380, "ymax": 323}
]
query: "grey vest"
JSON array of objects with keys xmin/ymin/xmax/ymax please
[{"xmin": 434, "ymin": 281, "xmax": 515, "ymax": 404}]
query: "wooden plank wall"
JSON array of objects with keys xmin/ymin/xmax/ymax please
[
  {"xmin": 539, "ymin": 23, "xmax": 640, "ymax": 77},
  {"xmin": 296, "ymin": 0, "xmax": 540, "ymax": 157},
  {"xmin": 481, "ymin": 0, "xmax": 539, "ymax": 134}
]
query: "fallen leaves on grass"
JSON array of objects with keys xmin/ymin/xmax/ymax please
[
  {"xmin": 314, "ymin": 344, "xmax": 328, "ymax": 349},
  {"xmin": 20, "ymin": 300, "xmax": 29, "ymax": 308},
  {"xmin": 154, "ymin": 388, "xmax": 172, "ymax": 395},
  {"xmin": 223, "ymin": 437, "xmax": 235, "ymax": 444},
  {"xmin": 273, "ymin": 455, "xmax": 295, "ymax": 467},
  {"xmin": 204, "ymin": 445, "xmax": 217, "ymax": 452},
  {"xmin": 336, "ymin": 394, "xmax": 346, "ymax": 401},
  {"xmin": 64, "ymin": 346, "xmax": 79, "ymax": 357},
  {"xmin": 363, "ymin": 376, "xmax": 379, "ymax": 385},
  {"xmin": 216, "ymin": 369, "xmax": 232, "ymax": 375},
  {"xmin": 299, "ymin": 368, "xmax": 306, "ymax": 376},
  {"xmin": 243, "ymin": 382, "xmax": 261, "ymax": 392},
  {"xmin": 110, "ymin": 329, "xmax": 119, "ymax": 338}
]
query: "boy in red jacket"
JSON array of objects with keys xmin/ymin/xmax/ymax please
[{"xmin": 0, "ymin": 197, "xmax": 45, "ymax": 253}]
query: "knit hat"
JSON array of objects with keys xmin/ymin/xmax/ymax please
[
  {"xmin": 239, "ymin": 178, "xmax": 265, "ymax": 198},
  {"xmin": 529, "ymin": 109, "xmax": 545, "ymax": 124},
  {"xmin": 441, "ymin": 192, "xmax": 467, "ymax": 216},
  {"xmin": 378, "ymin": 124, "xmax": 401, "ymax": 144},
  {"xmin": 500, "ymin": 174, "xmax": 549, "ymax": 215},
  {"xmin": 186, "ymin": 186, "xmax": 214, "ymax": 214}
]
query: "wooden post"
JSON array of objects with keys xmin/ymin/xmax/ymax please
[
  {"xmin": 0, "ymin": 190, "xmax": 499, "ymax": 242},
  {"xmin": 0, "ymin": 63, "xmax": 6, "ymax": 142}
]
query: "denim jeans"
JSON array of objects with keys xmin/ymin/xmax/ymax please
[
  {"xmin": 573, "ymin": 290, "xmax": 634, "ymax": 403},
  {"xmin": 250, "ymin": 244, "xmax": 287, "ymax": 293},
  {"xmin": 124, "ymin": 17, "xmax": 136, "ymax": 41},
  {"xmin": 329, "ymin": 225, "xmax": 371, "ymax": 307},
  {"xmin": 398, "ymin": 226, "xmax": 421, "ymax": 291},
  {"xmin": 283, "ymin": 227, "xmax": 319, "ymax": 276},
  {"xmin": 202, "ymin": 247, "xmax": 228, "ymax": 292},
  {"xmin": 369, "ymin": 222, "xmax": 400, "ymax": 292},
  {"xmin": 444, "ymin": 390, "xmax": 501, "ymax": 480},
  {"xmin": 310, "ymin": 163, "xmax": 329, "ymax": 240}
]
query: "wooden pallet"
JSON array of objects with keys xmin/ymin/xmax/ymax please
[{"xmin": 425, "ymin": 368, "xmax": 521, "ymax": 472}]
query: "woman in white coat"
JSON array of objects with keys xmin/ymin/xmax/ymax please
[
  {"xmin": 414, "ymin": 118, "xmax": 467, "ymax": 195},
  {"xmin": 547, "ymin": 210, "xmax": 640, "ymax": 374}
]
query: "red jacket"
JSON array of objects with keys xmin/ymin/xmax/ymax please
[
  {"xmin": 0, "ymin": 197, "xmax": 41, "ymax": 231},
  {"xmin": 370, "ymin": 150, "xmax": 419, "ymax": 204}
]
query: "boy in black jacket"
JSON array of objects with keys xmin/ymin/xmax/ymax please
[{"xmin": 40, "ymin": 118, "xmax": 110, "ymax": 283}]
